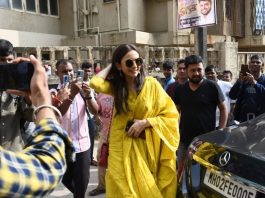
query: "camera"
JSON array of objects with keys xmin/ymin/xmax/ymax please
[{"xmin": 0, "ymin": 61, "xmax": 34, "ymax": 91}]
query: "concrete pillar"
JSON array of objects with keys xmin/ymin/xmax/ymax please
[
  {"xmin": 36, "ymin": 47, "xmax": 42, "ymax": 60},
  {"xmin": 50, "ymin": 48, "xmax": 55, "ymax": 62},
  {"xmin": 144, "ymin": 46, "xmax": 150, "ymax": 69},
  {"xmin": 213, "ymin": 41, "xmax": 238, "ymax": 78},
  {"xmin": 88, "ymin": 46, "xmax": 93, "ymax": 61},
  {"xmin": 161, "ymin": 47, "xmax": 165, "ymax": 62},
  {"xmin": 76, "ymin": 47, "xmax": 81, "ymax": 66},
  {"xmin": 63, "ymin": 47, "xmax": 69, "ymax": 59}
]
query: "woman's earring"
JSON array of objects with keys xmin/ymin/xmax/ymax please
[{"xmin": 119, "ymin": 70, "xmax": 123, "ymax": 77}]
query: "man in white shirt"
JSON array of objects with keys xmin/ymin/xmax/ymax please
[
  {"xmin": 222, "ymin": 70, "xmax": 233, "ymax": 82},
  {"xmin": 205, "ymin": 65, "xmax": 235, "ymax": 127}
]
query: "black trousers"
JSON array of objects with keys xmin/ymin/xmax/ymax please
[
  {"xmin": 62, "ymin": 149, "xmax": 91, "ymax": 198},
  {"xmin": 88, "ymin": 118, "xmax": 96, "ymax": 161}
]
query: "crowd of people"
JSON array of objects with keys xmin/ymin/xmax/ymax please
[{"xmin": 1, "ymin": 38, "xmax": 265, "ymax": 198}]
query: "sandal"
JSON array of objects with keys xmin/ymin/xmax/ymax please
[{"xmin": 89, "ymin": 188, "xmax": 106, "ymax": 196}]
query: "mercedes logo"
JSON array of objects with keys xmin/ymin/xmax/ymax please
[{"xmin": 219, "ymin": 151, "xmax": 231, "ymax": 166}]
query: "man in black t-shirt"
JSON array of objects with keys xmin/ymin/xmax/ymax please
[{"xmin": 173, "ymin": 55, "xmax": 227, "ymax": 168}]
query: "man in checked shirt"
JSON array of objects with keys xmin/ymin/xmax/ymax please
[{"xmin": 0, "ymin": 55, "xmax": 75, "ymax": 197}]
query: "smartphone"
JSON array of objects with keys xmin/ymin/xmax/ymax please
[
  {"xmin": 76, "ymin": 70, "xmax": 84, "ymax": 82},
  {"xmin": 240, "ymin": 64, "xmax": 250, "ymax": 76},
  {"xmin": 63, "ymin": 75, "xmax": 70, "ymax": 86},
  {"xmin": 0, "ymin": 61, "xmax": 34, "ymax": 91},
  {"xmin": 125, "ymin": 120, "xmax": 134, "ymax": 132},
  {"xmin": 125, "ymin": 120, "xmax": 146, "ymax": 139}
]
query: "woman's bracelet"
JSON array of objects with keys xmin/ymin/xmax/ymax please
[{"xmin": 33, "ymin": 104, "xmax": 62, "ymax": 121}]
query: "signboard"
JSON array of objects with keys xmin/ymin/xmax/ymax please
[{"xmin": 177, "ymin": 0, "xmax": 217, "ymax": 30}]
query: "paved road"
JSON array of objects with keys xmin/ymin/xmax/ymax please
[{"xmin": 48, "ymin": 140, "xmax": 106, "ymax": 198}]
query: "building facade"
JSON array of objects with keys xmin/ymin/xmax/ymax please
[{"xmin": 0, "ymin": 0, "xmax": 264, "ymax": 76}]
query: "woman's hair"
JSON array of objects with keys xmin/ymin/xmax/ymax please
[{"xmin": 109, "ymin": 44, "xmax": 145, "ymax": 115}]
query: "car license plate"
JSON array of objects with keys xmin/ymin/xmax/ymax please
[{"xmin": 203, "ymin": 169, "xmax": 256, "ymax": 198}]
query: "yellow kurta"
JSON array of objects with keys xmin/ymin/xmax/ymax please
[{"xmin": 90, "ymin": 76, "xmax": 180, "ymax": 198}]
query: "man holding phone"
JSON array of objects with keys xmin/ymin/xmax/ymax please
[
  {"xmin": 0, "ymin": 39, "xmax": 34, "ymax": 151},
  {"xmin": 229, "ymin": 54, "xmax": 265, "ymax": 122},
  {"xmin": 54, "ymin": 59, "xmax": 98, "ymax": 198}
]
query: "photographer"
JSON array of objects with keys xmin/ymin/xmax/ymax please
[
  {"xmin": 0, "ymin": 55, "xmax": 74, "ymax": 197},
  {"xmin": 0, "ymin": 39, "xmax": 33, "ymax": 151}
]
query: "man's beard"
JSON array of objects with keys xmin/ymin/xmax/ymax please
[
  {"xmin": 202, "ymin": 10, "xmax": 210, "ymax": 16},
  {"xmin": 189, "ymin": 76, "xmax": 203, "ymax": 84}
]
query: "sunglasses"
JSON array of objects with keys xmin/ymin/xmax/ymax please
[{"xmin": 125, "ymin": 58, "xmax": 143, "ymax": 68}]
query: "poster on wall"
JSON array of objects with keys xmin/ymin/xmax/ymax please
[{"xmin": 177, "ymin": 0, "xmax": 217, "ymax": 30}]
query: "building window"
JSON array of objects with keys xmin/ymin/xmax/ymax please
[
  {"xmin": 255, "ymin": 0, "xmax": 265, "ymax": 31},
  {"xmin": 26, "ymin": 0, "xmax": 36, "ymax": 12},
  {"xmin": 42, "ymin": 53, "xmax": 50, "ymax": 60},
  {"xmin": 103, "ymin": 0, "xmax": 115, "ymax": 3},
  {"xmin": 50, "ymin": 0, "xmax": 58, "ymax": 15},
  {"xmin": 39, "ymin": 0, "xmax": 48, "ymax": 14},
  {"xmin": 39, "ymin": 0, "xmax": 58, "ymax": 16},
  {"xmin": 252, "ymin": 0, "xmax": 265, "ymax": 35},
  {"xmin": 0, "ymin": 0, "xmax": 59, "ymax": 16},
  {"xmin": 0, "ymin": 0, "xmax": 10, "ymax": 8},
  {"xmin": 12, "ymin": 0, "xmax": 22, "ymax": 9},
  {"xmin": 16, "ymin": 52, "xmax": 22, "ymax": 57}
]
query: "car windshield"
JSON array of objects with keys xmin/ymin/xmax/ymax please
[{"xmin": 198, "ymin": 114, "xmax": 265, "ymax": 160}]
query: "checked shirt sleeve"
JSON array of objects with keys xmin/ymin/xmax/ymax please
[{"xmin": 0, "ymin": 118, "xmax": 75, "ymax": 198}]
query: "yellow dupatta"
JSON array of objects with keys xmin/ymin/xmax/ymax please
[{"xmin": 122, "ymin": 77, "xmax": 180, "ymax": 198}]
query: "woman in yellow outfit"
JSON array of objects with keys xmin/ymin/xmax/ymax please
[{"xmin": 89, "ymin": 44, "xmax": 180, "ymax": 198}]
